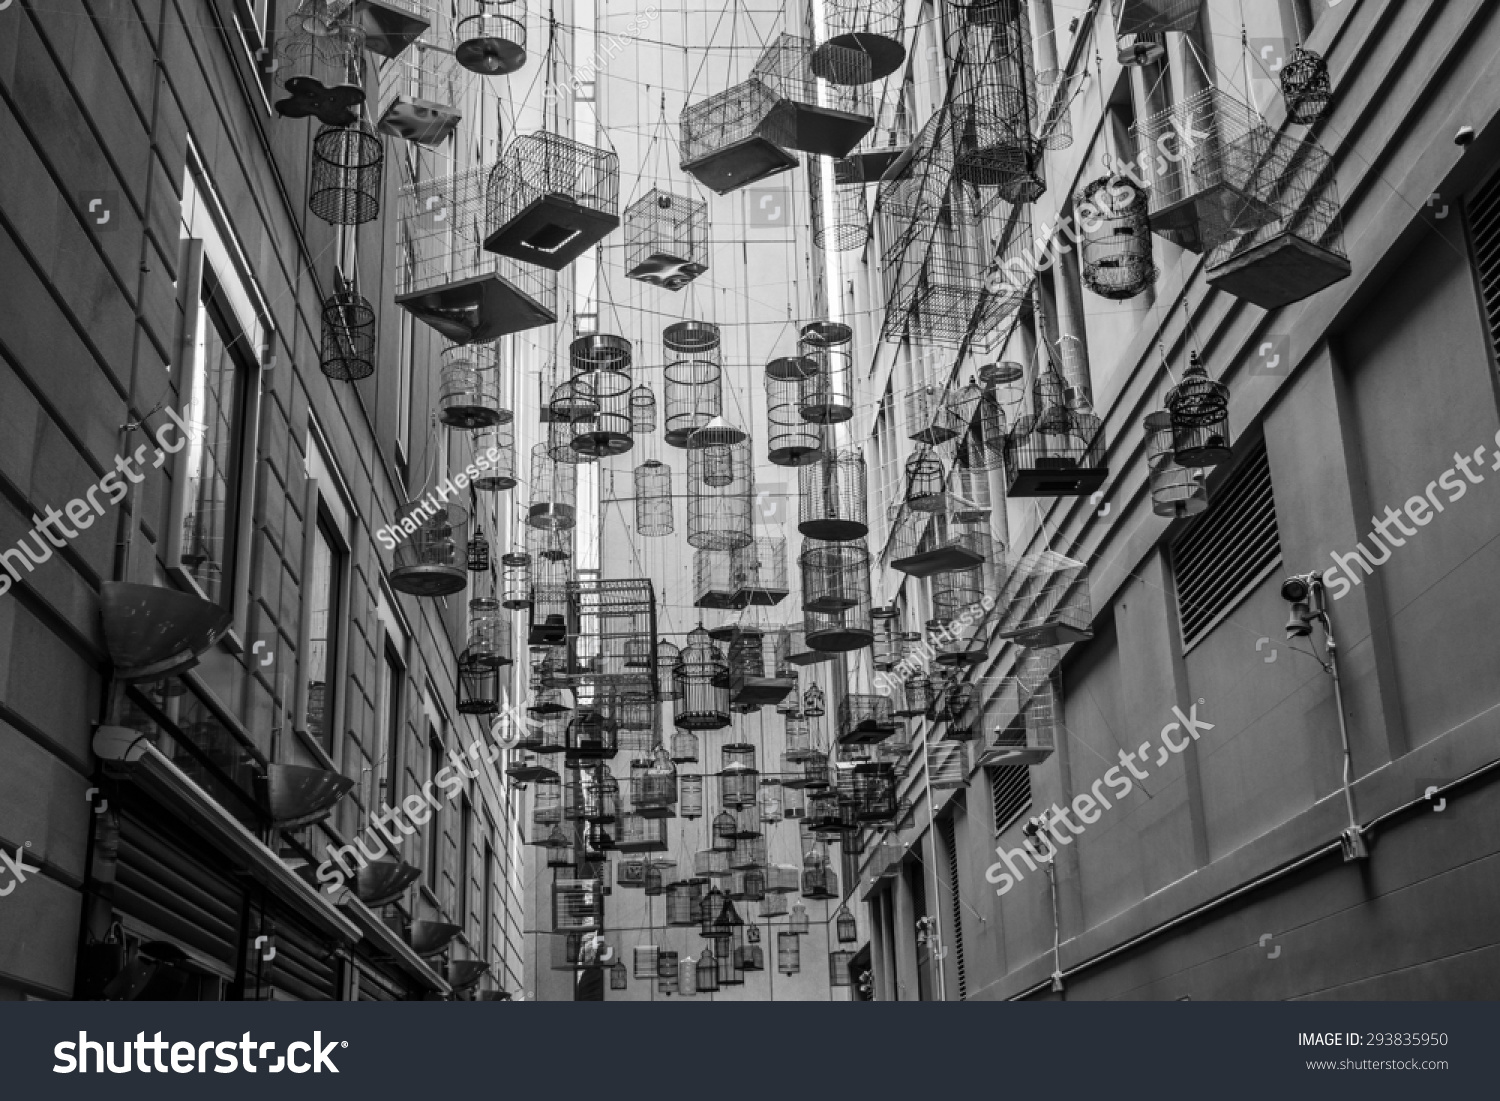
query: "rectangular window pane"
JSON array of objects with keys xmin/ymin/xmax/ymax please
[
  {"xmin": 181, "ymin": 293, "xmax": 245, "ymax": 604},
  {"xmin": 305, "ymin": 517, "xmax": 341, "ymax": 746},
  {"xmin": 428, "ymin": 733, "xmax": 443, "ymax": 890},
  {"xmin": 383, "ymin": 646, "xmax": 404, "ymax": 804}
]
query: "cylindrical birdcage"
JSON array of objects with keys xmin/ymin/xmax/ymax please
[
  {"xmin": 853, "ymin": 89, "xmax": 913, "ymax": 178},
  {"xmin": 798, "ymin": 447, "xmax": 869, "ymax": 540},
  {"xmin": 1079, "ymin": 175, "xmax": 1157, "ymax": 299},
  {"xmin": 456, "ymin": 649, "xmax": 500, "ymax": 714},
  {"xmin": 724, "ymin": 803, "xmax": 761, "ymax": 841},
  {"xmin": 696, "ymin": 948, "xmax": 720, "ymax": 992},
  {"xmin": 528, "ymin": 442, "xmax": 578, "ymax": 530},
  {"xmin": 466, "ymin": 527, "xmax": 491, "ymax": 573},
  {"xmin": 829, "ymin": 949, "xmax": 854, "ymax": 985},
  {"xmin": 670, "ymin": 729, "xmax": 698, "ymax": 765},
  {"xmin": 1281, "ymin": 45, "xmax": 1333, "ymax": 126},
  {"xmin": 320, "ymin": 291, "xmax": 376, "ymax": 381},
  {"xmin": 455, "ymin": 0, "xmax": 527, "ymax": 74},
  {"xmin": 439, "ymin": 345, "xmax": 509, "ymax": 427},
  {"xmin": 667, "ymin": 879, "xmax": 705, "ymax": 926},
  {"xmin": 680, "ymin": 772, "xmax": 704, "ymax": 818},
  {"xmin": 500, "ymin": 551, "xmax": 531, "ymax": 609},
  {"xmin": 721, "ymin": 743, "xmax": 759, "ymax": 808},
  {"xmin": 664, "ymin": 320, "xmax": 723, "ymax": 446},
  {"xmin": 310, "ymin": 121, "xmax": 383, "ymax": 225},
  {"xmin": 759, "ymin": 778, "xmax": 783, "ymax": 823},
  {"xmin": 673, "ymin": 627, "xmax": 731, "ymax": 730},
  {"xmin": 1144, "ymin": 410, "xmax": 1209, "ymax": 519},
  {"xmin": 471, "ymin": 421, "xmax": 518, "ymax": 491},
  {"xmin": 629, "ymin": 385, "xmax": 657, "ymax": 436},
  {"xmin": 812, "ymin": 162, "xmax": 871, "ymax": 252},
  {"xmin": 784, "ymin": 713, "xmax": 817, "ymax": 760},
  {"xmin": 815, "ymin": 0, "xmax": 905, "ymax": 82},
  {"xmin": 633, "ymin": 460, "xmax": 673, "ymax": 536},
  {"xmin": 390, "ymin": 499, "xmax": 469, "ymax": 596},
  {"xmin": 274, "ymin": 13, "xmax": 366, "ymax": 126},
  {"xmin": 766, "ymin": 370, "xmax": 825, "ymax": 467},
  {"xmin": 799, "ymin": 539, "xmax": 872, "ymax": 614},
  {"xmin": 797, "ymin": 322, "xmax": 855, "ymax": 424},
  {"xmin": 532, "ymin": 776, "xmax": 562, "ymax": 826},
  {"xmin": 687, "ymin": 435, "xmax": 753, "ymax": 551},
  {"xmin": 656, "ymin": 639, "xmax": 682, "ymax": 702},
  {"xmin": 777, "ymin": 931, "xmax": 801, "ymax": 974},
  {"xmin": 565, "ymin": 709, "xmax": 618, "ymax": 763},
  {"xmin": 634, "ymin": 745, "xmax": 678, "ymax": 817},
  {"xmin": 945, "ymin": 5, "xmax": 1044, "ymax": 201},
  {"xmin": 1165, "ymin": 352, "xmax": 1232, "ymax": 467},
  {"xmin": 904, "ymin": 452, "xmax": 948, "ymax": 512},
  {"xmin": 804, "ymin": 566, "xmax": 873, "ymax": 652},
  {"xmin": 465, "ymin": 597, "xmax": 510, "ymax": 668}
]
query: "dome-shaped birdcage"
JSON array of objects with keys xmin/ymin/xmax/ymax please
[
  {"xmin": 439, "ymin": 344, "xmax": 510, "ymax": 427},
  {"xmin": 455, "ymin": 0, "xmax": 527, "ymax": 74},
  {"xmin": 903, "ymin": 452, "xmax": 948, "ymax": 512},
  {"xmin": 663, "ymin": 320, "xmax": 724, "ymax": 446},
  {"xmin": 834, "ymin": 903, "xmax": 859, "ymax": 943},
  {"xmin": 310, "ymin": 121, "xmax": 383, "ymax": 225},
  {"xmin": 320, "ymin": 290, "xmax": 376, "ymax": 381},
  {"xmin": 797, "ymin": 321, "xmax": 855, "ymax": 424},
  {"xmin": 945, "ymin": 6, "xmax": 1043, "ymax": 196},
  {"xmin": 390, "ymin": 499, "xmax": 469, "ymax": 596},
  {"xmin": 721, "ymin": 743, "xmax": 759, "ymax": 809},
  {"xmin": 1079, "ymin": 174, "xmax": 1157, "ymax": 300},
  {"xmin": 528, "ymin": 441, "xmax": 578, "ymax": 530},
  {"xmin": 812, "ymin": 161, "xmax": 871, "ymax": 253},
  {"xmin": 673, "ymin": 627, "xmax": 731, "ymax": 730},
  {"xmin": 629, "ymin": 385, "xmax": 657, "ymax": 436},
  {"xmin": 1281, "ymin": 45, "xmax": 1332, "ymax": 126},
  {"xmin": 759, "ymin": 778, "xmax": 783, "ymax": 823},
  {"xmin": 687, "ymin": 434, "xmax": 753, "ymax": 551},
  {"xmin": 1003, "ymin": 371, "xmax": 1108, "ymax": 498},
  {"xmin": 484, "ymin": 131, "xmax": 621, "ymax": 270},
  {"xmin": 624, "ymin": 187, "xmax": 709, "ymax": 290},
  {"xmin": 799, "ymin": 539, "xmax": 872, "ymax": 615},
  {"xmin": 655, "ymin": 638, "xmax": 682, "ymax": 702},
  {"xmin": 798, "ymin": 447, "xmax": 869, "ymax": 540},
  {"xmin": 709, "ymin": 812, "xmax": 736, "ymax": 852},
  {"xmin": 814, "ymin": 0, "xmax": 905, "ymax": 83},
  {"xmin": 803, "ymin": 684, "xmax": 827, "ymax": 717},
  {"xmin": 766, "ymin": 369, "xmax": 826, "ymax": 467},
  {"xmin": 837, "ymin": 693, "xmax": 897, "ymax": 746},
  {"xmin": 456, "ymin": 649, "xmax": 501, "ymax": 714},
  {"xmin": 274, "ymin": 11, "xmax": 366, "ymax": 126},
  {"xmin": 1145, "ymin": 410, "xmax": 1209, "ymax": 520},
  {"xmin": 1165, "ymin": 352, "xmax": 1232, "ymax": 470}
]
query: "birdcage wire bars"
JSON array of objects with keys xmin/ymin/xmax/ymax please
[
  {"xmin": 997, "ymin": 548, "xmax": 1093, "ymax": 648},
  {"xmin": 798, "ymin": 447, "xmax": 869, "ymax": 541},
  {"xmin": 454, "ymin": 0, "xmax": 527, "ymax": 75},
  {"xmin": 1079, "ymin": 174, "xmax": 1157, "ymax": 300},
  {"xmin": 320, "ymin": 290, "xmax": 376, "ymax": 381},
  {"xmin": 679, "ymin": 79, "xmax": 799, "ymax": 195},
  {"xmin": 673, "ymin": 627, "xmax": 731, "ymax": 731},
  {"xmin": 664, "ymin": 321, "xmax": 724, "ymax": 447},
  {"xmin": 634, "ymin": 460, "xmax": 673, "ymax": 536},
  {"xmin": 375, "ymin": 30, "xmax": 465, "ymax": 146},
  {"xmin": 751, "ymin": 33, "xmax": 875, "ymax": 158},
  {"xmin": 310, "ymin": 121, "xmax": 384, "ymax": 225},
  {"xmin": 274, "ymin": 13, "xmax": 366, "ymax": 126},
  {"xmin": 687, "ymin": 436, "xmax": 753, "ymax": 551},
  {"xmin": 624, "ymin": 188, "xmax": 709, "ymax": 290},
  {"xmin": 484, "ymin": 131, "xmax": 622, "ymax": 270},
  {"xmin": 814, "ymin": 0, "xmax": 905, "ymax": 82}
]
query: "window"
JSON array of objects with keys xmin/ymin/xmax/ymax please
[
  {"xmin": 939, "ymin": 816, "xmax": 966, "ymax": 1000},
  {"xmin": 381, "ymin": 643, "xmax": 405, "ymax": 805},
  {"xmin": 427, "ymin": 732, "xmax": 444, "ymax": 891},
  {"xmin": 1467, "ymin": 166, "xmax": 1500, "ymax": 370},
  {"xmin": 988, "ymin": 756, "xmax": 1032, "ymax": 834},
  {"xmin": 304, "ymin": 514, "xmax": 343, "ymax": 747},
  {"xmin": 482, "ymin": 839, "xmax": 495, "ymax": 960},
  {"xmin": 459, "ymin": 796, "xmax": 473, "ymax": 925},
  {"xmin": 396, "ymin": 311, "xmax": 415, "ymax": 469},
  {"xmin": 1172, "ymin": 444, "xmax": 1281, "ymax": 648}
]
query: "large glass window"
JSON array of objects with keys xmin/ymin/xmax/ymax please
[
  {"xmin": 181, "ymin": 285, "xmax": 250, "ymax": 605},
  {"xmin": 427, "ymin": 732, "xmax": 444, "ymax": 890},
  {"xmin": 304, "ymin": 514, "xmax": 342, "ymax": 747},
  {"xmin": 382, "ymin": 643, "xmax": 405, "ymax": 806}
]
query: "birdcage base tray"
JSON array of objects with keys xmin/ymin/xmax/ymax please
[
  {"xmin": 484, "ymin": 195, "xmax": 622, "ymax": 271},
  {"xmin": 695, "ymin": 591, "xmax": 744, "ymax": 610},
  {"xmin": 396, "ymin": 272, "xmax": 557, "ymax": 344},
  {"xmin": 811, "ymin": 34, "xmax": 907, "ymax": 82},
  {"xmin": 934, "ymin": 644, "xmax": 988, "ymax": 667},
  {"xmin": 978, "ymin": 742, "xmax": 1054, "ymax": 767},
  {"xmin": 1006, "ymin": 462, "xmax": 1108, "ymax": 497},
  {"xmin": 730, "ymin": 677, "xmax": 795, "ymax": 707},
  {"xmin": 851, "ymin": 146, "xmax": 904, "ymax": 180},
  {"xmin": 798, "ymin": 404, "xmax": 854, "ymax": 424},
  {"xmin": 570, "ymin": 431, "xmax": 634, "ymax": 458},
  {"xmin": 627, "ymin": 253, "xmax": 709, "ymax": 290},
  {"xmin": 734, "ymin": 585, "xmax": 788, "ymax": 606},
  {"xmin": 785, "ymin": 648, "xmax": 838, "ymax": 666},
  {"xmin": 454, "ymin": 16, "xmax": 527, "ymax": 75},
  {"xmin": 768, "ymin": 443, "xmax": 826, "ymax": 466},
  {"xmin": 615, "ymin": 838, "xmax": 671, "ymax": 854},
  {"xmin": 797, "ymin": 518, "xmax": 870, "ymax": 541},
  {"xmin": 807, "ymin": 628, "xmax": 875, "ymax": 652},
  {"xmin": 682, "ymin": 137, "xmax": 799, "ymax": 195},
  {"xmin": 377, "ymin": 95, "xmax": 463, "ymax": 146},
  {"xmin": 803, "ymin": 593, "xmax": 860, "ymax": 614},
  {"xmin": 891, "ymin": 544, "xmax": 986, "ymax": 578},
  {"xmin": 457, "ymin": 700, "xmax": 500, "ymax": 715},
  {"xmin": 1205, "ymin": 233, "xmax": 1353, "ymax": 311},
  {"xmin": 910, "ymin": 424, "xmax": 960, "ymax": 446},
  {"xmin": 505, "ymin": 761, "xmax": 557, "ymax": 782},
  {"xmin": 634, "ymin": 806, "xmax": 674, "ymax": 820},
  {"xmin": 349, "ymin": 0, "xmax": 432, "ymax": 59},
  {"xmin": 389, "ymin": 563, "xmax": 468, "ymax": 597},
  {"xmin": 438, "ymin": 403, "xmax": 506, "ymax": 429},
  {"xmin": 838, "ymin": 724, "xmax": 898, "ymax": 746},
  {"xmin": 1114, "ymin": 0, "xmax": 1202, "ymax": 37},
  {"xmin": 1149, "ymin": 183, "xmax": 1280, "ymax": 254},
  {"xmin": 274, "ymin": 80, "xmax": 365, "ymax": 127},
  {"xmin": 999, "ymin": 621, "xmax": 1093, "ymax": 648},
  {"xmin": 779, "ymin": 103, "xmax": 875, "ymax": 158}
]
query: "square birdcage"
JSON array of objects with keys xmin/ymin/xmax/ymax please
[
  {"xmin": 732, "ymin": 537, "xmax": 789, "ymax": 606},
  {"xmin": 977, "ymin": 651, "xmax": 1061, "ymax": 767},
  {"xmin": 565, "ymin": 578, "xmax": 658, "ymax": 694},
  {"xmin": 837, "ymin": 693, "xmax": 897, "ymax": 746},
  {"xmin": 852, "ymin": 88, "xmax": 913, "ymax": 178},
  {"xmin": 484, "ymin": 132, "xmax": 621, "ymax": 270},
  {"xmin": 1131, "ymin": 88, "xmax": 1281, "ymax": 254},
  {"xmin": 926, "ymin": 739, "xmax": 970, "ymax": 790},
  {"xmin": 552, "ymin": 878, "xmax": 603, "ymax": 931},
  {"xmin": 396, "ymin": 166, "xmax": 557, "ymax": 343},
  {"xmin": 997, "ymin": 549, "xmax": 1093, "ymax": 648},
  {"xmin": 752, "ymin": 34, "xmax": 874, "ymax": 158},
  {"xmin": 624, "ymin": 188, "xmax": 709, "ymax": 290},
  {"xmin": 1003, "ymin": 372, "xmax": 1108, "ymax": 496},
  {"xmin": 882, "ymin": 203, "xmax": 1019, "ymax": 348},
  {"xmin": 1112, "ymin": 0, "xmax": 1200, "ymax": 37},
  {"xmin": 1205, "ymin": 132, "xmax": 1351, "ymax": 310},
  {"xmin": 694, "ymin": 548, "xmax": 742, "ymax": 609},
  {"xmin": 681, "ymin": 79, "xmax": 799, "ymax": 195},
  {"xmin": 727, "ymin": 627, "xmax": 795, "ymax": 708},
  {"xmin": 375, "ymin": 29, "xmax": 465, "ymax": 145},
  {"xmin": 891, "ymin": 513, "xmax": 993, "ymax": 578},
  {"xmin": 905, "ymin": 380, "xmax": 963, "ymax": 445},
  {"xmin": 616, "ymin": 812, "xmax": 670, "ymax": 853}
]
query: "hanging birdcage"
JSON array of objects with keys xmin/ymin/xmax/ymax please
[
  {"xmin": 731, "ymin": 835, "xmax": 768, "ymax": 872},
  {"xmin": 1281, "ymin": 45, "xmax": 1333, "ymax": 126},
  {"xmin": 815, "ymin": 0, "xmax": 905, "ymax": 82},
  {"xmin": 455, "ymin": 648, "xmax": 500, "ymax": 714},
  {"xmin": 666, "ymin": 879, "xmax": 705, "ymax": 926},
  {"xmin": 830, "ymin": 904, "xmax": 858, "ymax": 943},
  {"xmin": 775, "ymin": 931, "xmax": 801, "ymax": 975},
  {"xmin": 654, "ymin": 639, "xmax": 682, "ymax": 703},
  {"xmin": 693, "ymin": 549, "xmax": 739, "ymax": 610},
  {"xmin": 528, "ymin": 441, "xmax": 578, "ymax": 530},
  {"xmin": 310, "ymin": 122, "xmax": 383, "ymax": 225},
  {"xmin": 802, "ymin": 863, "xmax": 839, "ymax": 900},
  {"xmin": 499, "ymin": 551, "xmax": 531, "ymax": 610},
  {"xmin": 1205, "ymin": 131, "xmax": 1351, "ymax": 309},
  {"xmin": 727, "ymin": 627, "xmax": 796, "ymax": 707},
  {"xmin": 892, "ymin": 513, "xmax": 993, "ymax": 578},
  {"xmin": 798, "ymin": 447, "xmax": 869, "ymax": 540},
  {"xmin": 1115, "ymin": 30, "xmax": 1165, "ymax": 66},
  {"xmin": 274, "ymin": 12, "xmax": 366, "ymax": 125},
  {"xmin": 319, "ymin": 290, "xmax": 376, "ymax": 381},
  {"xmin": 785, "ymin": 624, "xmax": 838, "ymax": 666},
  {"xmin": 687, "ymin": 434, "xmax": 753, "ymax": 551},
  {"xmin": 930, "ymin": 551, "xmax": 990, "ymax": 623},
  {"xmin": 695, "ymin": 948, "xmax": 720, "ymax": 992},
  {"xmin": 852, "ymin": 89, "xmax": 912, "ymax": 178},
  {"xmin": 566, "ymin": 338, "xmax": 635, "ymax": 458},
  {"xmin": 632, "ymin": 944, "xmax": 660, "ymax": 980},
  {"xmin": 903, "ymin": 452, "xmax": 948, "ymax": 512},
  {"xmin": 720, "ymin": 743, "xmax": 759, "ymax": 809},
  {"xmin": 733, "ymin": 537, "xmax": 789, "ymax": 606},
  {"xmin": 1112, "ymin": 0, "xmax": 1199, "ymax": 36},
  {"xmin": 679, "ymin": 772, "xmax": 704, "ymax": 818},
  {"xmin": 828, "ymin": 948, "xmax": 855, "ymax": 986},
  {"xmin": 564, "ymin": 579, "xmax": 657, "ymax": 690},
  {"xmin": 673, "ymin": 627, "xmax": 731, "ymax": 730},
  {"xmin": 633, "ymin": 745, "xmax": 678, "ymax": 818},
  {"xmin": 616, "ymin": 812, "xmax": 669, "ymax": 853},
  {"xmin": 894, "ymin": 670, "xmax": 935, "ymax": 718},
  {"xmin": 389, "ymin": 499, "xmax": 468, "ymax": 595},
  {"xmin": 945, "ymin": 8, "xmax": 1042, "ymax": 196},
  {"xmin": 837, "ymin": 694, "xmax": 898, "ymax": 746},
  {"xmin": 804, "ymin": 685, "xmax": 826, "ymax": 718},
  {"xmin": 624, "ymin": 188, "xmax": 709, "ymax": 289},
  {"xmin": 396, "ymin": 166, "xmax": 557, "ymax": 343},
  {"xmin": 663, "ymin": 321, "xmax": 724, "ymax": 447},
  {"xmin": 796, "ymin": 321, "xmax": 855, "ymax": 424},
  {"xmin": 680, "ymin": 79, "xmax": 799, "ymax": 195},
  {"xmin": 629, "ymin": 386, "xmax": 657, "ymax": 436},
  {"xmin": 454, "ymin": 0, "xmax": 526, "ymax": 74},
  {"xmin": 1079, "ymin": 174, "xmax": 1157, "ymax": 300},
  {"xmin": 1131, "ymin": 88, "xmax": 1280, "ymax": 254},
  {"xmin": 766, "ymin": 369, "xmax": 825, "ymax": 467},
  {"xmin": 843, "ymin": 761, "xmax": 899, "ymax": 822},
  {"xmin": 485, "ymin": 131, "xmax": 621, "ymax": 270},
  {"xmin": 800, "ymin": 539, "xmax": 872, "ymax": 614},
  {"xmin": 465, "ymin": 596, "xmax": 509, "ymax": 667},
  {"xmin": 927, "ymin": 739, "xmax": 970, "ymax": 790},
  {"xmin": 608, "ymin": 959, "xmax": 627, "ymax": 989},
  {"xmin": 977, "ymin": 650, "xmax": 1061, "ymax": 766},
  {"xmin": 471, "ymin": 421, "xmax": 518, "ymax": 490},
  {"xmin": 1003, "ymin": 371, "xmax": 1108, "ymax": 496},
  {"xmin": 439, "ymin": 344, "xmax": 508, "ymax": 427},
  {"xmin": 633, "ymin": 460, "xmax": 673, "ymax": 537},
  {"xmin": 813, "ymin": 160, "xmax": 872, "ymax": 252},
  {"xmin": 805, "ymin": 596, "xmax": 875, "ymax": 653},
  {"xmin": 948, "ymin": 464, "xmax": 992, "ymax": 522},
  {"xmin": 759, "ymin": 778, "xmax": 783, "ymax": 824},
  {"xmin": 997, "ymin": 549, "xmax": 1093, "ymax": 647},
  {"xmin": 375, "ymin": 28, "xmax": 464, "ymax": 145},
  {"xmin": 906, "ymin": 382, "xmax": 963, "ymax": 445},
  {"xmin": 752, "ymin": 33, "xmax": 874, "ymax": 158},
  {"xmin": 564, "ymin": 710, "xmax": 618, "ymax": 763},
  {"xmin": 1162, "ymin": 357, "xmax": 1233, "ymax": 471}
]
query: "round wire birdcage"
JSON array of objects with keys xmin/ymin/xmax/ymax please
[
  {"xmin": 767, "ymin": 370, "xmax": 825, "ymax": 467},
  {"xmin": 664, "ymin": 321, "xmax": 723, "ymax": 446},
  {"xmin": 670, "ymin": 729, "xmax": 698, "ymax": 765},
  {"xmin": 799, "ymin": 539, "xmax": 872, "ymax": 614},
  {"xmin": 945, "ymin": 7, "xmax": 1042, "ymax": 196},
  {"xmin": 904, "ymin": 452, "xmax": 948, "ymax": 512},
  {"xmin": 815, "ymin": 0, "xmax": 905, "ymax": 81},
  {"xmin": 471, "ymin": 422, "xmax": 518, "ymax": 491},
  {"xmin": 656, "ymin": 639, "xmax": 682, "ymax": 702},
  {"xmin": 673, "ymin": 627, "xmax": 731, "ymax": 730},
  {"xmin": 465, "ymin": 596, "xmax": 510, "ymax": 668},
  {"xmin": 629, "ymin": 385, "xmax": 657, "ymax": 436},
  {"xmin": 1165, "ymin": 351, "xmax": 1230, "ymax": 428},
  {"xmin": 721, "ymin": 743, "xmax": 759, "ymax": 809},
  {"xmin": 440, "ymin": 345, "xmax": 509, "ymax": 427},
  {"xmin": 812, "ymin": 162, "xmax": 871, "ymax": 252},
  {"xmin": 1079, "ymin": 174, "xmax": 1157, "ymax": 300},
  {"xmin": 680, "ymin": 772, "xmax": 704, "ymax": 818},
  {"xmin": 527, "ymin": 442, "xmax": 578, "ymax": 530},
  {"xmin": 798, "ymin": 447, "xmax": 869, "ymax": 540},
  {"xmin": 687, "ymin": 435, "xmax": 753, "ymax": 551},
  {"xmin": 797, "ymin": 322, "xmax": 855, "ymax": 424},
  {"xmin": 310, "ymin": 121, "xmax": 383, "ymax": 225},
  {"xmin": 455, "ymin": 0, "xmax": 528, "ymax": 75},
  {"xmin": 1281, "ymin": 45, "xmax": 1332, "ymax": 126},
  {"xmin": 1145, "ymin": 411, "xmax": 1208, "ymax": 520},
  {"xmin": 390, "ymin": 499, "xmax": 469, "ymax": 596},
  {"xmin": 319, "ymin": 291, "xmax": 376, "ymax": 380},
  {"xmin": 456, "ymin": 649, "xmax": 500, "ymax": 714}
]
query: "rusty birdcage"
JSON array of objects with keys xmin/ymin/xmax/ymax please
[
  {"xmin": 310, "ymin": 122, "xmax": 384, "ymax": 225},
  {"xmin": 1079, "ymin": 174, "xmax": 1157, "ymax": 300},
  {"xmin": 375, "ymin": 28, "xmax": 465, "ymax": 146},
  {"xmin": 1003, "ymin": 370, "xmax": 1108, "ymax": 497},
  {"xmin": 680, "ymin": 79, "xmax": 799, "ymax": 195},
  {"xmin": 396, "ymin": 166, "xmax": 558, "ymax": 343},
  {"xmin": 454, "ymin": 0, "xmax": 527, "ymax": 74},
  {"xmin": 319, "ymin": 290, "xmax": 376, "ymax": 380},
  {"xmin": 485, "ymin": 132, "xmax": 621, "ymax": 270},
  {"xmin": 753, "ymin": 33, "xmax": 875, "ymax": 157},
  {"xmin": 798, "ymin": 447, "xmax": 869, "ymax": 541},
  {"xmin": 997, "ymin": 548, "xmax": 1093, "ymax": 647},
  {"xmin": 634, "ymin": 460, "xmax": 673, "ymax": 536},
  {"xmin": 274, "ymin": 8, "xmax": 366, "ymax": 126},
  {"xmin": 624, "ymin": 188, "xmax": 709, "ymax": 289},
  {"xmin": 664, "ymin": 320, "xmax": 724, "ymax": 446}
]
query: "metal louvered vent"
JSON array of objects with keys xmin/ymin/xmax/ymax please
[
  {"xmin": 987, "ymin": 759, "xmax": 1030, "ymax": 834},
  {"xmin": 939, "ymin": 816, "xmax": 966, "ymax": 1001},
  {"xmin": 1469, "ymin": 170, "xmax": 1500, "ymax": 362},
  {"xmin": 1172, "ymin": 445, "xmax": 1281, "ymax": 649}
]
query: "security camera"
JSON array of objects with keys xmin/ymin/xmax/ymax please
[
  {"xmin": 1280, "ymin": 575, "xmax": 1311, "ymax": 603},
  {"xmin": 1456, "ymin": 125, "xmax": 1475, "ymax": 147}
]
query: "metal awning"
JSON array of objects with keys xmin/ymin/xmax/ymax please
[{"xmin": 335, "ymin": 895, "xmax": 453, "ymax": 996}]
